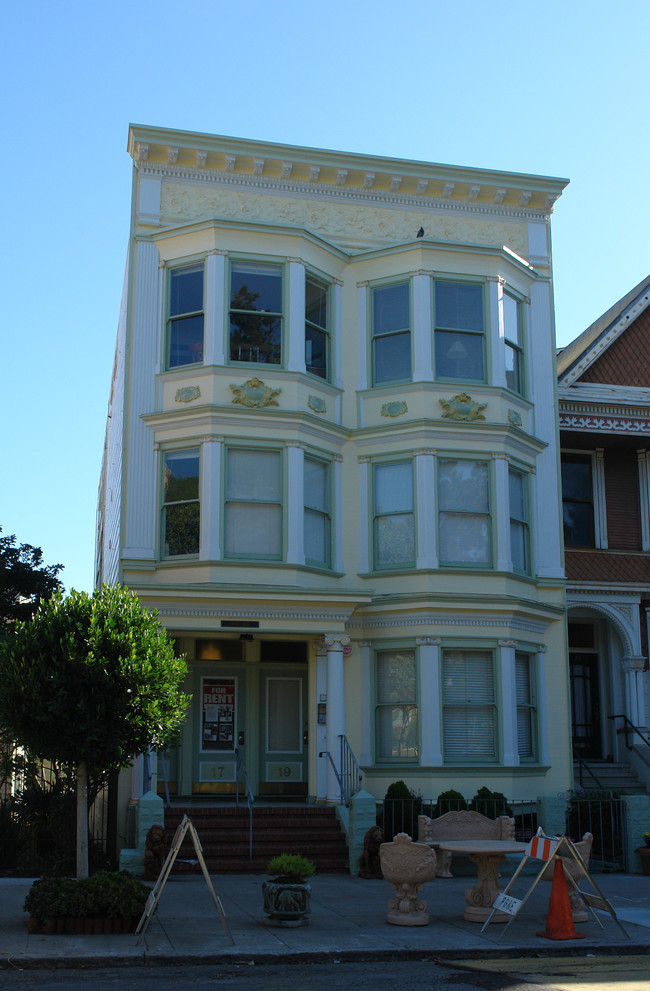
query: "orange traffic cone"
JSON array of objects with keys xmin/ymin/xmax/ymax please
[{"xmin": 537, "ymin": 858, "xmax": 586, "ymax": 940}]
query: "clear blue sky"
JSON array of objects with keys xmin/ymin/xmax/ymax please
[{"xmin": 2, "ymin": 0, "xmax": 648, "ymax": 594}]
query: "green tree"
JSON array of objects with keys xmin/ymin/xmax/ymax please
[
  {"xmin": 0, "ymin": 585, "xmax": 190, "ymax": 878},
  {"xmin": 0, "ymin": 527, "xmax": 64, "ymax": 626}
]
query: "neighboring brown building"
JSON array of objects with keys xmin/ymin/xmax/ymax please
[{"xmin": 558, "ymin": 275, "xmax": 650, "ymax": 790}]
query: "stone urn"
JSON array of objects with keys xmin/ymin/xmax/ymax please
[
  {"xmin": 262, "ymin": 879, "xmax": 312, "ymax": 926},
  {"xmin": 379, "ymin": 832, "xmax": 437, "ymax": 926}
]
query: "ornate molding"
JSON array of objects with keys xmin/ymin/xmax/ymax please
[
  {"xmin": 498, "ymin": 640, "xmax": 517, "ymax": 648},
  {"xmin": 381, "ymin": 400, "xmax": 408, "ymax": 418},
  {"xmin": 230, "ymin": 377, "xmax": 281, "ymax": 408},
  {"xmin": 324, "ymin": 634, "xmax": 352, "ymax": 652},
  {"xmin": 416, "ymin": 637, "xmax": 441, "ymax": 647},
  {"xmin": 622, "ymin": 656, "xmax": 646, "ymax": 672},
  {"xmin": 440, "ymin": 393, "xmax": 487, "ymax": 421},
  {"xmin": 508, "ymin": 408, "xmax": 523, "ymax": 428},
  {"xmin": 308, "ymin": 395, "xmax": 327, "ymax": 415},
  {"xmin": 175, "ymin": 385, "xmax": 201, "ymax": 403}
]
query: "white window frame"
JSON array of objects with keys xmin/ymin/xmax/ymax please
[
  {"xmin": 561, "ymin": 449, "xmax": 607, "ymax": 549},
  {"xmin": 375, "ymin": 647, "xmax": 419, "ymax": 762},
  {"xmin": 433, "ymin": 279, "xmax": 486, "ymax": 383},
  {"xmin": 304, "ymin": 455, "xmax": 331, "ymax": 568},
  {"xmin": 442, "ymin": 648, "xmax": 498, "ymax": 763},
  {"xmin": 373, "ymin": 460, "xmax": 415, "ymax": 570},
  {"xmin": 228, "ymin": 259, "xmax": 284, "ymax": 366},
  {"xmin": 509, "ymin": 465, "xmax": 530, "ymax": 573},
  {"xmin": 161, "ymin": 447, "xmax": 201, "ymax": 558},
  {"xmin": 305, "ymin": 273, "xmax": 330, "ymax": 380},
  {"xmin": 438, "ymin": 458, "xmax": 492, "ymax": 568},
  {"xmin": 515, "ymin": 652, "xmax": 537, "ymax": 761},
  {"xmin": 166, "ymin": 262, "xmax": 205, "ymax": 370},
  {"xmin": 224, "ymin": 447, "xmax": 283, "ymax": 560},
  {"xmin": 371, "ymin": 280, "xmax": 412, "ymax": 386}
]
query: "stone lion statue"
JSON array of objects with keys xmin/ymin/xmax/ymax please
[
  {"xmin": 143, "ymin": 824, "xmax": 167, "ymax": 880},
  {"xmin": 359, "ymin": 825, "xmax": 384, "ymax": 878}
]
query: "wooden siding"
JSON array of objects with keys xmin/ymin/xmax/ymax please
[
  {"xmin": 605, "ymin": 451, "xmax": 642, "ymax": 551},
  {"xmin": 579, "ymin": 307, "xmax": 650, "ymax": 386}
]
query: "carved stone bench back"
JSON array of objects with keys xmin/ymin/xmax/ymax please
[{"xmin": 418, "ymin": 810, "xmax": 515, "ymax": 843}]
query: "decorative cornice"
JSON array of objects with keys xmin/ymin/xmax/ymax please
[{"xmin": 346, "ymin": 614, "xmax": 550, "ymax": 634}]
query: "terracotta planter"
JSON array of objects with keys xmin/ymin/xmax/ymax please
[{"xmin": 636, "ymin": 846, "xmax": 650, "ymax": 875}]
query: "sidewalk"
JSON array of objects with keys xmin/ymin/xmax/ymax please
[{"xmin": 1, "ymin": 871, "xmax": 649, "ymax": 971}]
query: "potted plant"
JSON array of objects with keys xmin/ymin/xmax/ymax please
[
  {"xmin": 636, "ymin": 832, "xmax": 650, "ymax": 876},
  {"xmin": 262, "ymin": 853, "xmax": 315, "ymax": 927}
]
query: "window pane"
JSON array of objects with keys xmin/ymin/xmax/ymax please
[
  {"xmin": 374, "ymin": 331, "xmax": 411, "ymax": 383},
  {"xmin": 376, "ymin": 514, "xmax": 415, "ymax": 565},
  {"xmin": 230, "ymin": 314, "xmax": 281, "ymax": 363},
  {"xmin": 503, "ymin": 293, "xmax": 520, "ymax": 344},
  {"xmin": 435, "ymin": 330, "xmax": 484, "ymax": 379},
  {"xmin": 375, "ymin": 462, "xmax": 412, "ymax": 514},
  {"xmin": 508, "ymin": 469, "xmax": 525, "ymax": 520},
  {"xmin": 306, "ymin": 277, "xmax": 327, "ymax": 329},
  {"xmin": 267, "ymin": 678, "xmax": 301, "ymax": 752},
  {"xmin": 444, "ymin": 707, "xmax": 496, "ymax": 759},
  {"xmin": 170, "ymin": 267, "xmax": 203, "ymax": 316},
  {"xmin": 443, "ymin": 650, "xmax": 495, "ymax": 760},
  {"xmin": 562, "ymin": 458, "xmax": 592, "ymax": 500},
  {"xmin": 164, "ymin": 451, "xmax": 199, "ymax": 502},
  {"xmin": 439, "ymin": 513, "xmax": 490, "ymax": 563},
  {"xmin": 169, "ymin": 314, "xmax": 204, "ymax": 367},
  {"xmin": 563, "ymin": 502, "xmax": 594, "ymax": 546},
  {"xmin": 443, "ymin": 651, "xmax": 493, "ymax": 703},
  {"xmin": 373, "ymin": 283, "xmax": 409, "ymax": 334},
  {"xmin": 511, "ymin": 520, "xmax": 527, "ymax": 571},
  {"xmin": 377, "ymin": 705, "xmax": 419, "ymax": 759},
  {"xmin": 505, "ymin": 342, "xmax": 520, "ymax": 392},
  {"xmin": 305, "ymin": 324, "xmax": 327, "ymax": 377},
  {"xmin": 164, "ymin": 503, "xmax": 199, "ymax": 556},
  {"xmin": 304, "ymin": 509, "xmax": 327, "ymax": 563},
  {"xmin": 377, "ymin": 650, "xmax": 416, "ymax": 702},
  {"xmin": 225, "ymin": 503, "xmax": 282, "ymax": 556},
  {"xmin": 439, "ymin": 461, "xmax": 488, "ymax": 513},
  {"xmin": 227, "ymin": 450, "xmax": 281, "ymax": 502},
  {"xmin": 305, "ymin": 458, "xmax": 328, "ymax": 512},
  {"xmin": 231, "ymin": 262, "xmax": 282, "ymax": 312},
  {"xmin": 436, "ymin": 282, "xmax": 483, "ymax": 331}
]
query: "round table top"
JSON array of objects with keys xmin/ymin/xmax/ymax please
[{"xmin": 436, "ymin": 839, "xmax": 526, "ymax": 855}]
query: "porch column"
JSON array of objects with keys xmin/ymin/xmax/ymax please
[
  {"xmin": 314, "ymin": 640, "xmax": 328, "ymax": 802},
  {"xmin": 498, "ymin": 640, "xmax": 519, "ymax": 766},
  {"xmin": 622, "ymin": 656, "xmax": 647, "ymax": 731},
  {"xmin": 324, "ymin": 634, "xmax": 350, "ymax": 803},
  {"xmin": 358, "ymin": 641, "xmax": 373, "ymax": 765},
  {"xmin": 417, "ymin": 638, "xmax": 442, "ymax": 765}
]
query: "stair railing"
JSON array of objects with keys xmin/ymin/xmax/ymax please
[
  {"xmin": 319, "ymin": 735, "xmax": 363, "ymax": 807},
  {"xmin": 573, "ymin": 750, "xmax": 603, "ymax": 789},
  {"xmin": 609, "ymin": 714, "xmax": 650, "ymax": 753},
  {"xmin": 234, "ymin": 748, "xmax": 254, "ymax": 860}
]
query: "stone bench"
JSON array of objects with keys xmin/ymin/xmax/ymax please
[{"xmin": 417, "ymin": 809, "xmax": 516, "ymax": 878}]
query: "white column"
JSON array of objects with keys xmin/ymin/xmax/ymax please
[
  {"xmin": 638, "ymin": 450, "xmax": 650, "ymax": 552},
  {"xmin": 412, "ymin": 273, "xmax": 433, "ymax": 382},
  {"xmin": 622, "ymin": 657, "xmax": 647, "ymax": 730},
  {"xmin": 286, "ymin": 442, "xmax": 305, "ymax": 564},
  {"xmin": 358, "ymin": 457, "xmax": 371, "ymax": 573},
  {"xmin": 315, "ymin": 641, "xmax": 328, "ymax": 802},
  {"xmin": 325, "ymin": 634, "xmax": 350, "ymax": 803},
  {"xmin": 415, "ymin": 450, "xmax": 437, "ymax": 568},
  {"xmin": 417, "ymin": 638, "xmax": 442, "ymax": 765},
  {"xmin": 359, "ymin": 641, "xmax": 373, "ymax": 765},
  {"xmin": 499, "ymin": 640, "xmax": 519, "ymax": 766},
  {"xmin": 494, "ymin": 454, "xmax": 511, "ymax": 572},
  {"xmin": 332, "ymin": 280, "xmax": 343, "ymax": 389},
  {"xmin": 199, "ymin": 437, "xmax": 222, "ymax": 560},
  {"xmin": 124, "ymin": 240, "xmax": 161, "ymax": 561},
  {"xmin": 205, "ymin": 250, "xmax": 226, "ymax": 366},
  {"xmin": 130, "ymin": 755, "xmax": 145, "ymax": 802},
  {"xmin": 287, "ymin": 258, "xmax": 306, "ymax": 373},
  {"xmin": 594, "ymin": 449, "xmax": 608, "ymax": 549},
  {"xmin": 357, "ymin": 282, "xmax": 369, "ymax": 392},
  {"xmin": 488, "ymin": 278, "xmax": 506, "ymax": 388},
  {"xmin": 536, "ymin": 646, "xmax": 550, "ymax": 766},
  {"xmin": 332, "ymin": 455, "xmax": 344, "ymax": 573}
]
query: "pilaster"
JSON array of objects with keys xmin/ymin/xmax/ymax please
[
  {"xmin": 205, "ymin": 249, "xmax": 227, "ymax": 366},
  {"xmin": 417, "ymin": 638, "xmax": 442, "ymax": 765},
  {"xmin": 415, "ymin": 450, "xmax": 437, "ymax": 568},
  {"xmin": 412, "ymin": 274, "xmax": 433, "ymax": 382},
  {"xmin": 287, "ymin": 259, "xmax": 306, "ymax": 372},
  {"xmin": 499, "ymin": 640, "xmax": 519, "ymax": 766},
  {"xmin": 286, "ymin": 441, "xmax": 305, "ymax": 564},
  {"xmin": 200, "ymin": 437, "xmax": 223, "ymax": 560}
]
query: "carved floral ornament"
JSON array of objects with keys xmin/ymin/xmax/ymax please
[
  {"xmin": 175, "ymin": 386, "xmax": 201, "ymax": 403},
  {"xmin": 230, "ymin": 378, "xmax": 281, "ymax": 408},
  {"xmin": 381, "ymin": 401, "xmax": 408, "ymax": 418},
  {"xmin": 308, "ymin": 395, "xmax": 327, "ymax": 414},
  {"xmin": 439, "ymin": 393, "xmax": 487, "ymax": 421}
]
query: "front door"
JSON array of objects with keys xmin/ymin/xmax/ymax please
[
  {"xmin": 259, "ymin": 669, "xmax": 308, "ymax": 796},
  {"xmin": 193, "ymin": 667, "xmax": 243, "ymax": 793},
  {"xmin": 570, "ymin": 652, "xmax": 601, "ymax": 759}
]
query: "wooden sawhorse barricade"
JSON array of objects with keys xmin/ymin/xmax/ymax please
[
  {"xmin": 481, "ymin": 828, "xmax": 629, "ymax": 941},
  {"xmin": 135, "ymin": 814, "xmax": 234, "ymax": 945}
]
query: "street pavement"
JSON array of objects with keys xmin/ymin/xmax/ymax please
[{"xmin": 1, "ymin": 869, "xmax": 649, "ymax": 971}]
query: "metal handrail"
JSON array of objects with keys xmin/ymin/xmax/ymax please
[
  {"xmin": 319, "ymin": 736, "xmax": 363, "ymax": 807},
  {"xmin": 609, "ymin": 714, "xmax": 650, "ymax": 752},
  {"xmin": 234, "ymin": 748, "xmax": 254, "ymax": 860},
  {"xmin": 573, "ymin": 751, "xmax": 603, "ymax": 789}
]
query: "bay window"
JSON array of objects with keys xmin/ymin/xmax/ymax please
[
  {"xmin": 503, "ymin": 292, "xmax": 522, "ymax": 393},
  {"xmin": 168, "ymin": 265, "xmax": 204, "ymax": 368},
  {"xmin": 162, "ymin": 449, "xmax": 200, "ymax": 556},
  {"xmin": 509, "ymin": 466, "xmax": 530, "ymax": 573},
  {"xmin": 434, "ymin": 280, "xmax": 484, "ymax": 381},
  {"xmin": 376, "ymin": 649, "xmax": 419, "ymax": 760},
  {"xmin": 225, "ymin": 448, "xmax": 282, "ymax": 558},
  {"xmin": 443, "ymin": 649, "xmax": 496, "ymax": 761},
  {"xmin": 373, "ymin": 461, "xmax": 415, "ymax": 568},
  {"xmin": 516, "ymin": 652, "xmax": 536, "ymax": 760},
  {"xmin": 438, "ymin": 459, "xmax": 491, "ymax": 566},
  {"xmin": 372, "ymin": 282, "xmax": 411, "ymax": 384},
  {"xmin": 229, "ymin": 261, "xmax": 283, "ymax": 364}
]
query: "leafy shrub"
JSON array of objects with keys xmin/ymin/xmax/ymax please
[
  {"xmin": 468, "ymin": 787, "xmax": 512, "ymax": 818},
  {"xmin": 433, "ymin": 789, "xmax": 467, "ymax": 817},
  {"xmin": 266, "ymin": 854, "xmax": 315, "ymax": 881},
  {"xmin": 23, "ymin": 871, "xmax": 150, "ymax": 923},
  {"xmin": 382, "ymin": 780, "xmax": 422, "ymax": 841}
]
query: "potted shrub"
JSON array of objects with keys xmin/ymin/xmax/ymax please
[
  {"xmin": 262, "ymin": 854, "xmax": 315, "ymax": 927},
  {"xmin": 636, "ymin": 832, "xmax": 650, "ymax": 876}
]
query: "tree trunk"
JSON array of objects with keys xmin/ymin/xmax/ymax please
[{"xmin": 77, "ymin": 760, "xmax": 89, "ymax": 879}]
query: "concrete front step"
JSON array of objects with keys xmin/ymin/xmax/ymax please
[
  {"xmin": 164, "ymin": 803, "xmax": 350, "ymax": 874},
  {"xmin": 573, "ymin": 761, "xmax": 648, "ymax": 794}
]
